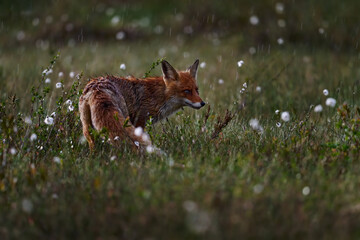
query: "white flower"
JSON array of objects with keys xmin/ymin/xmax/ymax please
[
  {"xmin": 69, "ymin": 72, "xmax": 75, "ymax": 78},
  {"xmin": 183, "ymin": 200, "xmax": 198, "ymax": 212},
  {"xmin": 53, "ymin": 156, "xmax": 61, "ymax": 164},
  {"xmin": 323, "ymin": 89, "xmax": 329, "ymax": 96},
  {"xmin": 65, "ymin": 99, "xmax": 72, "ymax": 105},
  {"xmin": 314, "ymin": 104, "xmax": 323, "ymax": 113},
  {"xmin": 142, "ymin": 133, "xmax": 150, "ymax": 142},
  {"xmin": 200, "ymin": 62, "xmax": 206, "ymax": 68},
  {"xmin": 42, "ymin": 68, "xmax": 53, "ymax": 76},
  {"xmin": 45, "ymin": 78, "xmax": 51, "ymax": 83},
  {"xmin": 158, "ymin": 48, "xmax": 166, "ymax": 56},
  {"xmin": 24, "ymin": 116, "xmax": 32, "ymax": 124},
  {"xmin": 80, "ymin": 136, "xmax": 87, "ymax": 144},
  {"xmin": 218, "ymin": 79, "xmax": 224, "ymax": 84},
  {"xmin": 249, "ymin": 118, "xmax": 264, "ymax": 133},
  {"xmin": 154, "ymin": 25, "xmax": 164, "ymax": 34},
  {"xmin": 10, "ymin": 148, "xmax": 17, "ymax": 155},
  {"xmin": 111, "ymin": 16, "xmax": 120, "ymax": 25},
  {"xmin": 249, "ymin": 47, "xmax": 256, "ymax": 55},
  {"xmin": 281, "ymin": 111, "xmax": 290, "ymax": 122},
  {"xmin": 58, "ymin": 72, "xmax": 64, "ymax": 78},
  {"xmin": 243, "ymin": 82, "xmax": 247, "ymax": 88},
  {"xmin": 168, "ymin": 158, "xmax": 175, "ymax": 167},
  {"xmin": 68, "ymin": 105, "xmax": 74, "ymax": 112},
  {"xmin": 51, "ymin": 112, "xmax": 56, "ymax": 117},
  {"xmin": 275, "ymin": 109, "xmax": 280, "ymax": 114},
  {"xmin": 134, "ymin": 141, "xmax": 140, "ymax": 147},
  {"xmin": 22, "ymin": 199, "xmax": 33, "ymax": 213},
  {"xmin": 45, "ymin": 16, "xmax": 53, "ymax": 24},
  {"xmin": 277, "ymin": 38, "xmax": 284, "ymax": 45},
  {"xmin": 256, "ymin": 86, "xmax": 261, "ymax": 92},
  {"xmin": 116, "ymin": 31, "xmax": 125, "ymax": 40},
  {"xmin": 146, "ymin": 145, "xmax": 155, "ymax": 153},
  {"xmin": 276, "ymin": 122, "xmax": 282, "ymax": 127},
  {"xmin": 114, "ymin": 136, "xmax": 120, "ymax": 141},
  {"xmin": 32, "ymin": 18, "xmax": 39, "ymax": 26},
  {"xmin": 55, "ymin": 82, "xmax": 62, "ymax": 88},
  {"xmin": 277, "ymin": 19, "xmax": 286, "ymax": 28},
  {"xmin": 275, "ymin": 2, "xmax": 284, "ymax": 14},
  {"xmin": 302, "ymin": 186, "xmax": 310, "ymax": 196},
  {"xmin": 110, "ymin": 156, "xmax": 116, "ymax": 161},
  {"xmin": 44, "ymin": 116, "xmax": 54, "ymax": 125},
  {"xmin": 175, "ymin": 13, "xmax": 184, "ymax": 22},
  {"xmin": 249, "ymin": 15, "xmax": 259, "ymax": 25},
  {"xmin": 237, "ymin": 60, "xmax": 244, "ymax": 67},
  {"xmin": 249, "ymin": 118, "xmax": 260, "ymax": 129},
  {"xmin": 253, "ymin": 184, "xmax": 264, "ymax": 194},
  {"xmin": 325, "ymin": 98, "xmax": 336, "ymax": 107},
  {"xmin": 120, "ymin": 63, "xmax": 126, "ymax": 70},
  {"xmin": 134, "ymin": 127, "xmax": 143, "ymax": 137},
  {"xmin": 30, "ymin": 133, "xmax": 37, "ymax": 142}
]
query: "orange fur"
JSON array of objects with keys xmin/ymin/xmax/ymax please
[{"xmin": 79, "ymin": 60, "xmax": 205, "ymax": 152}]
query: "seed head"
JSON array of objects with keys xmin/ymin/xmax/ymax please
[
  {"xmin": 314, "ymin": 104, "xmax": 323, "ymax": 112},
  {"xmin": 281, "ymin": 111, "xmax": 290, "ymax": 122},
  {"xmin": 44, "ymin": 116, "xmax": 54, "ymax": 125},
  {"xmin": 325, "ymin": 98, "xmax": 336, "ymax": 107}
]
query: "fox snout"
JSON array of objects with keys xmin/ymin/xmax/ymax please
[
  {"xmin": 184, "ymin": 99, "xmax": 206, "ymax": 109},
  {"xmin": 194, "ymin": 100, "xmax": 206, "ymax": 109}
]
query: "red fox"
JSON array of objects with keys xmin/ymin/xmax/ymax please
[{"xmin": 79, "ymin": 59, "xmax": 205, "ymax": 152}]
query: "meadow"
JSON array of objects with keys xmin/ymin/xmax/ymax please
[{"xmin": 1, "ymin": 0, "xmax": 360, "ymax": 239}]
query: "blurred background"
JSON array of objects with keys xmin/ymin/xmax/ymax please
[
  {"xmin": 0, "ymin": 0, "xmax": 359, "ymax": 111},
  {"xmin": 2, "ymin": 0, "xmax": 360, "ymax": 50}
]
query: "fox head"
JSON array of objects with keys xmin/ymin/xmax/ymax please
[{"xmin": 161, "ymin": 59, "xmax": 205, "ymax": 109}]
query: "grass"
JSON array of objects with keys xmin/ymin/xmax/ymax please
[{"xmin": 1, "ymin": 36, "xmax": 360, "ymax": 239}]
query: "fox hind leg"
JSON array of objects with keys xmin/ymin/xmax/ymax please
[
  {"xmin": 79, "ymin": 99, "xmax": 95, "ymax": 151},
  {"xmin": 90, "ymin": 102, "xmax": 152, "ymax": 151}
]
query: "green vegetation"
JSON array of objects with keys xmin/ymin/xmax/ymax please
[{"xmin": 1, "ymin": 0, "xmax": 360, "ymax": 239}]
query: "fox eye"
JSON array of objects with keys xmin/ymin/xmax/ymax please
[{"xmin": 184, "ymin": 90, "xmax": 191, "ymax": 94}]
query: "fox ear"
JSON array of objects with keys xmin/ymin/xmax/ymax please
[
  {"xmin": 161, "ymin": 60, "xmax": 179, "ymax": 83},
  {"xmin": 187, "ymin": 59, "xmax": 199, "ymax": 80}
]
